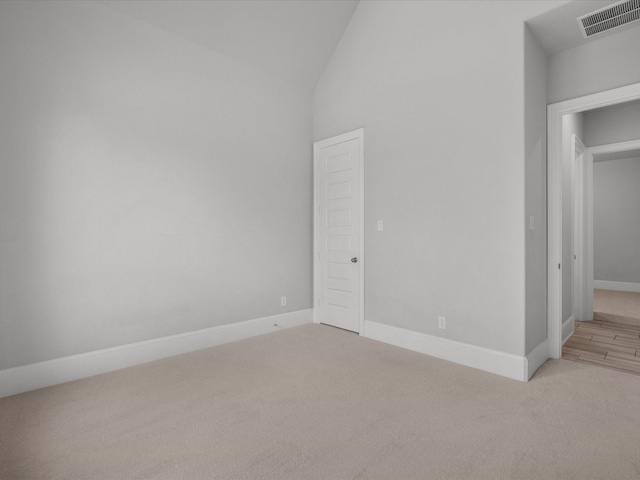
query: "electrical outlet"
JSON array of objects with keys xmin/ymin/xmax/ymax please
[
  {"xmin": 280, "ymin": 296, "xmax": 287, "ymax": 307},
  {"xmin": 438, "ymin": 316, "xmax": 446, "ymax": 330}
]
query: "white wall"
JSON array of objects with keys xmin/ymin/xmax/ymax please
[
  {"xmin": 314, "ymin": 0, "xmax": 562, "ymax": 357},
  {"xmin": 584, "ymin": 100, "xmax": 640, "ymax": 147},
  {"xmin": 0, "ymin": 1, "xmax": 312, "ymax": 370},
  {"xmin": 548, "ymin": 26, "xmax": 640, "ymax": 104},
  {"xmin": 560, "ymin": 113, "xmax": 584, "ymax": 323},
  {"xmin": 524, "ymin": 26, "xmax": 548, "ymax": 354},
  {"xmin": 593, "ymin": 156, "xmax": 640, "ymax": 284}
]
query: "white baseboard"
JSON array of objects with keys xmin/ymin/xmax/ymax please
[
  {"xmin": 525, "ymin": 339, "xmax": 549, "ymax": 380},
  {"xmin": 363, "ymin": 320, "xmax": 528, "ymax": 381},
  {"xmin": 562, "ymin": 316, "xmax": 575, "ymax": 345},
  {"xmin": 594, "ymin": 280, "xmax": 640, "ymax": 293},
  {"xmin": 0, "ymin": 309, "xmax": 313, "ymax": 399}
]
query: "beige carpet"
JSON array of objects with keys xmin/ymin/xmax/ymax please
[
  {"xmin": 594, "ymin": 289, "xmax": 640, "ymax": 321},
  {"xmin": 2, "ymin": 323, "xmax": 640, "ymax": 479}
]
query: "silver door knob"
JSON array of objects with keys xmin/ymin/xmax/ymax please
[{"xmin": 351, "ymin": 257, "xmax": 358, "ymax": 263}]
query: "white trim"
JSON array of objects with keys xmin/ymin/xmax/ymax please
[
  {"xmin": 594, "ymin": 280, "xmax": 640, "ymax": 293},
  {"xmin": 526, "ymin": 339, "xmax": 550, "ymax": 380},
  {"xmin": 562, "ymin": 316, "xmax": 575, "ymax": 344},
  {"xmin": 547, "ymin": 82, "xmax": 640, "ymax": 360},
  {"xmin": 358, "ymin": 132, "xmax": 365, "ymax": 336},
  {"xmin": 313, "ymin": 128, "xmax": 365, "ymax": 335},
  {"xmin": 589, "ymin": 139, "xmax": 640, "ymax": 156},
  {"xmin": 363, "ymin": 320, "xmax": 528, "ymax": 381},
  {"xmin": 0, "ymin": 309, "xmax": 313, "ymax": 399}
]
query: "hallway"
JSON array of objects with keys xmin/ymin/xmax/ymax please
[{"xmin": 562, "ymin": 290, "xmax": 640, "ymax": 375}]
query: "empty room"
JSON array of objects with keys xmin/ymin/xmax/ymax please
[{"xmin": 2, "ymin": 0, "xmax": 640, "ymax": 478}]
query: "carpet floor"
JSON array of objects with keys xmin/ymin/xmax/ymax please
[
  {"xmin": 2, "ymin": 323, "xmax": 640, "ymax": 479},
  {"xmin": 593, "ymin": 289, "xmax": 640, "ymax": 320}
]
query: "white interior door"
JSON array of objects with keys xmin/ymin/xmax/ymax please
[
  {"xmin": 571, "ymin": 134, "xmax": 586, "ymax": 321},
  {"xmin": 313, "ymin": 129, "xmax": 364, "ymax": 333}
]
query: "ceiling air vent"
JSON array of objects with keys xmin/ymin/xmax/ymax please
[{"xmin": 577, "ymin": 0, "xmax": 640, "ymax": 38}]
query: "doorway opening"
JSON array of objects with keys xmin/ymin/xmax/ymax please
[
  {"xmin": 562, "ymin": 138, "xmax": 640, "ymax": 375},
  {"xmin": 548, "ymin": 82, "xmax": 640, "ymax": 361}
]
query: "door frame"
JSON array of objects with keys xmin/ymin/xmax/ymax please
[
  {"xmin": 547, "ymin": 82, "xmax": 640, "ymax": 359},
  {"xmin": 313, "ymin": 128, "xmax": 365, "ymax": 334},
  {"xmin": 586, "ymin": 138, "xmax": 640, "ymax": 294}
]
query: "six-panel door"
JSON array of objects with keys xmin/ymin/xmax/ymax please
[{"xmin": 317, "ymin": 137, "xmax": 361, "ymax": 332}]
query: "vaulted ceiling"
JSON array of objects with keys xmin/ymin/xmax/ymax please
[
  {"xmin": 99, "ymin": 0, "xmax": 640, "ymax": 89},
  {"xmin": 98, "ymin": 0, "xmax": 359, "ymax": 91}
]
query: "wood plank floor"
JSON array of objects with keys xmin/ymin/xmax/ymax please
[{"xmin": 563, "ymin": 314, "xmax": 640, "ymax": 376}]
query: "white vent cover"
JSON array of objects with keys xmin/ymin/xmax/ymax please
[{"xmin": 577, "ymin": 0, "xmax": 640, "ymax": 38}]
